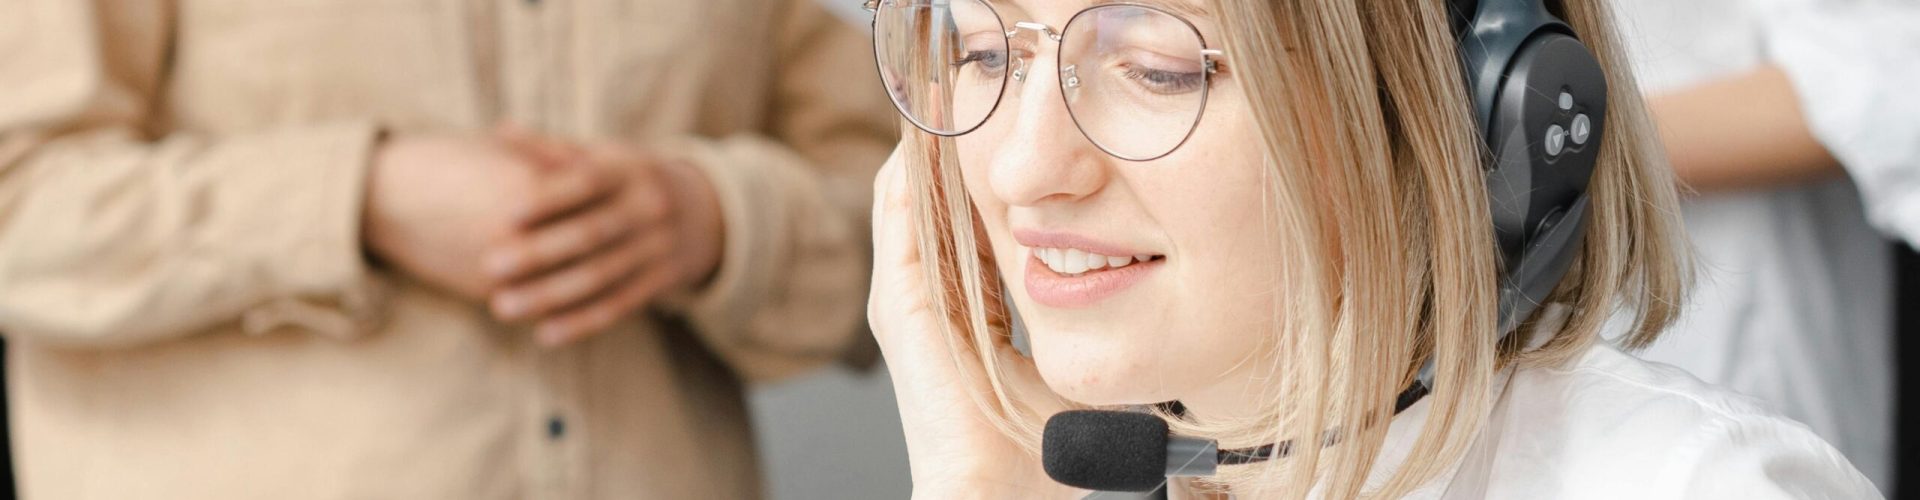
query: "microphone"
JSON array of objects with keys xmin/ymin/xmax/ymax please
[
  {"xmin": 1041, "ymin": 382, "xmax": 1431, "ymax": 492},
  {"xmin": 1041, "ymin": 410, "xmax": 1216, "ymax": 492}
]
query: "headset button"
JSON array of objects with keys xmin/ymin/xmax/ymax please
[
  {"xmin": 1558, "ymin": 92, "xmax": 1575, "ymax": 111},
  {"xmin": 1570, "ymin": 114, "xmax": 1593, "ymax": 145},
  {"xmin": 1546, "ymin": 124, "xmax": 1569, "ymax": 156}
]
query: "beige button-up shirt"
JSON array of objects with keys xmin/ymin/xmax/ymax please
[{"xmin": 0, "ymin": 0, "xmax": 895, "ymax": 498}]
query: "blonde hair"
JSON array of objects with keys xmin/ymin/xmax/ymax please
[{"xmin": 898, "ymin": 0, "xmax": 1689, "ymax": 497}]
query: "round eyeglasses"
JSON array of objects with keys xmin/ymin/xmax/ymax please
[{"xmin": 866, "ymin": 0, "xmax": 1227, "ymax": 161}]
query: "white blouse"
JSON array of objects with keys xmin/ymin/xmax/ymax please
[{"xmin": 1369, "ymin": 342, "xmax": 1879, "ymax": 499}]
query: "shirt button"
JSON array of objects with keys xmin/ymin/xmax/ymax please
[{"xmin": 546, "ymin": 415, "xmax": 567, "ymax": 440}]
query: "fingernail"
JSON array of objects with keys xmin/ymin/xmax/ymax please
[
  {"xmin": 486, "ymin": 251, "xmax": 522, "ymax": 277},
  {"xmin": 492, "ymin": 294, "xmax": 528, "ymax": 319}
]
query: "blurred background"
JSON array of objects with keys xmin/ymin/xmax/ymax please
[{"xmin": 741, "ymin": 3, "xmax": 909, "ymax": 500}]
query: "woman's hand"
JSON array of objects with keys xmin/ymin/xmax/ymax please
[
  {"xmin": 363, "ymin": 134, "xmax": 545, "ymax": 300},
  {"xmin": 482, "ymin": 131, "xmax": 725, "ymax": 347},
  {"xmin": 867, "ymin": 145, "xmax": 1082, "ymax": 500}
]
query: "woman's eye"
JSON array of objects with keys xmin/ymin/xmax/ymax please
[
  {"xmin": 955, "ymin": 49, "xmax": 1009, "ymax": 75},
  {"xmin": 1121, "ymin": 65, "xmax": 1206, "ymax": 95}
]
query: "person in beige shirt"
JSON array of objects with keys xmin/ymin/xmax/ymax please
[{"xmin": 0, "ymin": 0, "xmax": 895, "ymax": 499}]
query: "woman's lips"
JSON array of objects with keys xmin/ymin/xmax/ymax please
[{"xmin": 1023, "ymin": 252, "xmax": 1164, "ymax": 309}]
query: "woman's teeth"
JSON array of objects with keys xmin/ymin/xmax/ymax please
[{"xmin": 1033, "ymin": 248, "xmax": 1154, "ymax": 276}]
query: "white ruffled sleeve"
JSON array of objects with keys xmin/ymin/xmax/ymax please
[{"xmin": 1756, "ymin": 1, "xmax": 1920, "ymax": 244}]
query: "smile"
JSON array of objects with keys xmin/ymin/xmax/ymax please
[
  {"xmin": 1021, "ymin": 245, "xmax": 1166, "ymax": 309},
  {"xmin": 1031, "ymin": 247, "xmax": 1157, "ymax": 277}
]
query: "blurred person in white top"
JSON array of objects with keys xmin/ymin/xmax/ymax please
[{"xmin": 1614, "ymin": 0, "xmax": 1920, "ymax": 492}]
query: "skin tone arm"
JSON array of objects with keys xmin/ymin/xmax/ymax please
[{"xmin": 1649, "ymin": 64, "xmax": 1844, "ymax": 195}]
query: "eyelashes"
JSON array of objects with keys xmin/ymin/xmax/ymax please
[
  {"xmin": 1121, "ymin": 66, "xmax": 1207, "ymax": 94},
  {"xmin": 954, "ymin": 49, "xmax": 1009, "ymax": 72}
]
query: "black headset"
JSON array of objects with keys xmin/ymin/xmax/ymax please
[
  {"xmin": 1446, "ymin": 0, "xmax": 1609, "ymax": 368},
  {"xmin": 1240, "ymin": 0, "xmax": 1614, "ymax": 461}
]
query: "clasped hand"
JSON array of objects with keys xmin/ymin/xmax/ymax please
[{"xmin": 363, "ymin": 127, "xmax": 723, "ymax": 347}]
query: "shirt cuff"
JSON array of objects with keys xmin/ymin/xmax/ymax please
[
  {"xmin": 653, "ymin": 136, "xmax": 778, "ymax": 331},
  {"xmin": 648, "ymin": 134, "xmax": 865, "ymax": 380},
  {"xmin": 227, "ymin": 121, "xmax": 391, "ymax": 339}
]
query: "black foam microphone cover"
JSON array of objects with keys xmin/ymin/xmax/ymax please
[{"xmin": 1042, "ymin": 410, "xmax": 1172, "ymax": 492}]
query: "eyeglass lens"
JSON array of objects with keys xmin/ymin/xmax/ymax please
[{"xmin": 873, "ymin": 0, "xmax": 1213, "ymax": 161}]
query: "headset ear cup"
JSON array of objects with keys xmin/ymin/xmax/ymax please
[
  {"xmin": 1448, "ymin": 0, "xmax": 1482, "ymax": 35},
  {"xmin": 1482, "ymin": 32, "xmax": 1609, "ymax": 331}
]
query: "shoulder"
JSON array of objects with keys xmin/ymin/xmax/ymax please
[{"xmin": 1484, "ymin": 343, "xmax": 1880, "ymax": 499}]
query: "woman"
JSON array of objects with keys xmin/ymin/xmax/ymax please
[{"xmin": 863, "ymin": 0, "xmax": 1878, "ymax": 498}]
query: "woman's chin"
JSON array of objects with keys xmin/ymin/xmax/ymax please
[{"xmin": 1030, "ymin": 336, "xmax": 1182, "ymax": 407}]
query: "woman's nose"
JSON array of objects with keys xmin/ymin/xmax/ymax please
[{"xmin": 988, "ymin": 54, "xmax": 1107, "ymax": 207}]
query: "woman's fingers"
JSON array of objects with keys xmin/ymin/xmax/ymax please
[
  {"xmin": 490, "ymin": 230, "xmax": 674, "ymax": 323},
  {"xmin": 868, "ymin": 145, "xmax": 923, "ymax": 342},
  {"xmin": 495, "ymin": 124, "xmax": 587, "ymax": 171},
  {"xmin": 486, "ymin": 199, "xmax": 643, "ymax": 281},
  {"xmin": 482, "ymin": 137, "xmax": 695, "ymax": 345},
  {"xmin": 532, "ymin": 260, "xmax": 683, "ymax": 347},
  {"xmin": 512, "ymin": 163, "xmax": 625, "ymax": 226}
]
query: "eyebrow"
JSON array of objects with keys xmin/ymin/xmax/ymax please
[{"xmin": 1090, "ymin": 0, "xmax": 1212, "ymax": 21}]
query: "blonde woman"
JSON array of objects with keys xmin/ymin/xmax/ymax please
[{"xmin": 862, "ymin": 0, "xmax": 1878, "ymax": 498}]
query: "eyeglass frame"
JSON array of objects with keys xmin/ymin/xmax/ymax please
[{"xmin": 863, "ymin": 0, "xmax": 1229, "ymax": 162}]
